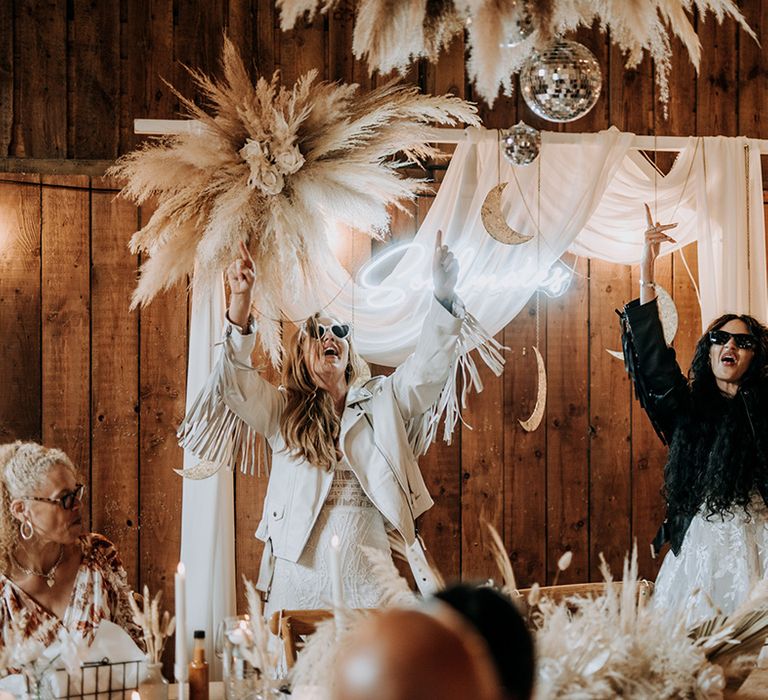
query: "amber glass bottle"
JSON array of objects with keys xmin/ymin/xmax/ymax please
[{"xmin": 188, "ymin": 629, "xmax": 209, "ymax": 700}]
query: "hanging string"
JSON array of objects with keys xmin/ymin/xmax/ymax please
[
  {"xmin": 536, "ymin": 154, "xmax": 541, "ymax": 349},
  {"xmin": 508, "ymin": 147, "xmax": 589, "ymax": 281},
  {"xmin": 646, "ymin": 99, "xmax": 702, "ymax": 308}
]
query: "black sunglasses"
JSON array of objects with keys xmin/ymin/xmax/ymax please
[
  {"xmin": 708, "ymin": 329, "xmax": 757, "ymax": 350},
  {"xmin": 307, "ymin": 322, "xmax": 350, "ymax": 340},
  {"xmin": 22, "ymin": 483, "xmax": 85, "ymax": 511}
]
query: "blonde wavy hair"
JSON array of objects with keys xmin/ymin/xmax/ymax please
[
  {"xmin": 279, "ymin": 314, "xmax": 369, "ymax": 470},
  {"xmin": 0, "ymin": 441, "xmax": 78, "ymax": 574}
]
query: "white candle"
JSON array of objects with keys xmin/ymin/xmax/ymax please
[
  {"xmin": 131, "ymin": 692, "xmax": 141, "ymax": 700},
  {"xmin": 174, "ymin": 562, "xmax": 188, "ymax": 695},
  {"xmin": 329, "ymin": 534, "xmax": 343, "ymax": 608}
]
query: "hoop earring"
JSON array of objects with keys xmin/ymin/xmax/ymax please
[{"xmin": 20, "ymin": 518, "xmax": 33, "ymax": 541}]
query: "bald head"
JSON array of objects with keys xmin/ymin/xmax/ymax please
[{"xmin": 334, "ymin": 607, "xmax": 501, "ymax": 700}]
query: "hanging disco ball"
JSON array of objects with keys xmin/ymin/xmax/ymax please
[
  {"xmin": 501, "ymin": 1, "xmax": 535, "ymax": 47},
  {"xmin": 519, "ymin": 40, "xmax": 603, "ymax": 123},
  {"xmin": 502, "ymin": 121, "xmax": 540, "ymax": 165}
]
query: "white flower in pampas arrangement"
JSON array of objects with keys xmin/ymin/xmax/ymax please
[{"xmin": 109, "ymin": 35, "xmax": 479, "ymax": 365}]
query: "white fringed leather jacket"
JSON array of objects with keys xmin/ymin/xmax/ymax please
[{"xmin": 219, "ymin": 298, "xmax": 466, "ymax": 593}]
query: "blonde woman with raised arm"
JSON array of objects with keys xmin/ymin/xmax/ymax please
[{"xmin": 180, "ymin": 231, "xmax": 485, "ymax": 614}]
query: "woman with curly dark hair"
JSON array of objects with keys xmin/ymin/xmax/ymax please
[{"xmin": 619, "ymin": 204, "xmax": 768, "ymax": 624}]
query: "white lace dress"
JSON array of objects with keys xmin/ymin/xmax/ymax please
[
  {"xmin": 652, "ymin": 494, "xmax": 768, "ymax": 626},
  {"xmin": 265, "ymin": 459, "xmax": 391, "ymax": 616}
]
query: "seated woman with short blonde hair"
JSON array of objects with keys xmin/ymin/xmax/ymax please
[{"xmin": 0, "ymin": 441, "xmax": 141, "ymax": 665}]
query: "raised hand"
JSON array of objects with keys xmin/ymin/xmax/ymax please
[
  {"xmin": 227, "ymin": 240, "xmax": 256, "ymax": 328},
  {"xmin": 432, "ymin": 229, "xmax": 459, "ymax": 306},
  {"xmin": 227, "ymin": 241, "xmax": 256, "ymax": 297},
  {"xmin": 642, "ymin": 203, "xmax": 677, "ymax": 273},
  {"xmin": 640, "ymin": 203, "xmax": 677, "ymax": 303}
]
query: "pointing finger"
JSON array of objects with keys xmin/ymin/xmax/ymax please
[
  {"xmin": 239, "ymin": 240, "xmax": 254, "ymax": 269},
  {"xmin": 644, "ymin": 203, "xmax": 654, "ymax": 228}
]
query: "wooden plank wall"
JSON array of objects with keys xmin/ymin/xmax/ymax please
[{"xmin": 0, "ymin": 1, "xmax": 767, "ymax": 657}]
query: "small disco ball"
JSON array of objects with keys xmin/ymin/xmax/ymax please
[
  {"xmin": 501, "ymin": 1, "xmax": 535, "ymax": 47},
  {"xmin": 519, "ymin": 40, "xmax": 602, "ymax": 123},
  {"xmin": 502, "ymin": 121, "xmax": 540, "ymax": 165}
]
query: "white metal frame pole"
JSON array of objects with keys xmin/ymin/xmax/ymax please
[{"xmin": 134, "ymin": 118, "xmax": 768, "ymax": 153}]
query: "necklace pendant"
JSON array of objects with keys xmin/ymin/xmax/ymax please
[{"xmin": 46, "ymin": 576, "xmax": 55, "ymax": 588}]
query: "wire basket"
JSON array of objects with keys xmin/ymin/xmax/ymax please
[{"xmin": 29, "ymin": 659, "xmax": 142, "ymax": 700}]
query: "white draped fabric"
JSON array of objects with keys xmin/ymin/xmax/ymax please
[
  {"xmin": 180, "ymin": 279, "xmax": 236, "ymax": 677},
  {"xmin": 281, "ymin": 127, "xmax": 766, "ymax": 366},
  {"xmin": 180, "ymin": 127, "xmax": 767, "ymax": 670}
]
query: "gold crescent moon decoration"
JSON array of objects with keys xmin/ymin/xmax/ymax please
[
  {"xmin": 481, "ymin": 182, "xmax": 534, "ymax": 245},
  {"xmin": 519, "ymin": 345, "xmax": 547, "ymax": 432},
  {"xmin": 606, "ymin": 284, "xmax": 679, "ymax": 360},
  {"xmin": 174, "ymin": 460, "xmax": 223, "ymax": 480}
]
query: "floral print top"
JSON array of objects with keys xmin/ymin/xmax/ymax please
[{"xmin": 0, "ymin": 533, "xmax": 143, "ymax": 670}]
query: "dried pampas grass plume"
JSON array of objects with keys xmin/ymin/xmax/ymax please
[
  {"xmin": 109, "ymin": 34, "xmax": 479, "ymax": 365},
  {"xmin": 277, "ymin": 1, "xmax": 756, "ymax": 111}
]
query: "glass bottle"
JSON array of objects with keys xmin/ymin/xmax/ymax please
[{"xmin": 189, "ymin": 630, "xmax": 209, "ymax": 700}]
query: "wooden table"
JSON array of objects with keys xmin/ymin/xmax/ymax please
[{"xmin": 165, "ymin": 671, "xmax": 768, "ymax": 700}]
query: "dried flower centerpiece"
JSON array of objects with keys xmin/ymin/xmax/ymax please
[
  {"xmin": 241, "ymin": 578, "xmax": 281, "ymax": 692},
  {"xmin": 291, "ymin": 522, "xmax": 768, "ymax": 699},
  {"xmin": 110, "ymin": 35, "xmax": 479, "ymax": 366},
  {"xmin": 128, "ymin": 586, "xmax": 176, "ymax": 665}
]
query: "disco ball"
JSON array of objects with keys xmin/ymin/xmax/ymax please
[
  {"xmin": 519, "ymin": 40, "xmax": 602, "ymax": 123},
  {"xmin": 502, "ymin": 121, "xmax": 540, "ymax": 165},
  {"xmin": 501, "ymin": 1, "xmax": 535, "ymax": 48}
]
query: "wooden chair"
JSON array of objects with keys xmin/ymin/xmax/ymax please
[
  {"xmin": 518, "ymin": 580, "xmax": 654, "ymax": 609},
  {"xmin": 268, "ymin": 609, "xmax": 333, "ymax": 668}
]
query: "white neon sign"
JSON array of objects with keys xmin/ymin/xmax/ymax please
[{"xmin": 355, "ymin": 241, "xmax": 574, "ymax": 308}]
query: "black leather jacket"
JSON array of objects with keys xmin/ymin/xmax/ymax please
[{"xmin": 618, "ymin": 298, "xmax": 766, "ymax": 557}]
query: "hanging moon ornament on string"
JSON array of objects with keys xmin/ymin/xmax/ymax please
[
  {"xmin": 519, "ymin": 345, "xmax": 547, "ymax": 432},
  {"xmin": 606, "ymin": 285, "xmax": 679, "ymax": 360},
  {"xmin": 173, "ymin": 460, "xmax": 223, "ymax": 480},
  {"xmin": 481, "ymin": 182, "xmax": 534, "ymax": 244}
]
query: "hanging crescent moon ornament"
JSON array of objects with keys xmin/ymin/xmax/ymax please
[
  {"xmin": 519, "ymin": 345, "xmax": 547, "ymax": 432},
  {"xmin": 606, "ymin": 284, "xmax": 679, "ymax": 360},
  {"xmin": 481, "ymin": 183, "xmax": 534, "ymax": 245},
  {"xmin": 173, "ymin": 460, "xmax": 223, "ymax": 480}
]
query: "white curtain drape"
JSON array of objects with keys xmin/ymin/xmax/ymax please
[
  {"xmin": 280, "ymin": 127, "xmax": 766, "ymax": 364},
  {"xmin": 180, "ymin": 279, "xmax": 235, "ymax": 677},
  {"xmin": 180, "ymin": 127, "xmax": 766, "ymax": 662}
]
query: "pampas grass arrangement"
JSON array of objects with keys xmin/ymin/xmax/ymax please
[
  {"xmin": 277, "ymin": 1, "xmax": 756, "ymax": 110},
  {"xmin": 289, "ymin": 523, "xmax": 768, "ymax": 699},
  {"xmin": 532, "ymin": 549, "xmax": 726, "ymax": 699},
  {"xmin": 109, "ymin": 35, "xmax": 479, "ymax": 365},
  {"xmin": 127, "ymin": 586, "xmax": 175, "ymax": 664},
  {"xmin": 235, "ymin": 578, "xmax": 281, "ymax": 694}
]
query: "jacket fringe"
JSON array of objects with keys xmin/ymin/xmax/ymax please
[
  {"xmin": 177, "ymin": 339, "xmax": 268, "ymax": 477},
  {"xmin": 409, "ymin": 311, "xmax": 505, "ymax": 457},
  {"xmin": 179, "ymin": 310, "xmax": 504, "ymax": 476}
]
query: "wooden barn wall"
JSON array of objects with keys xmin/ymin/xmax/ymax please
[{"xmin": 1, "ymin": 0, "xmax": 768, "ymax": 637}]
